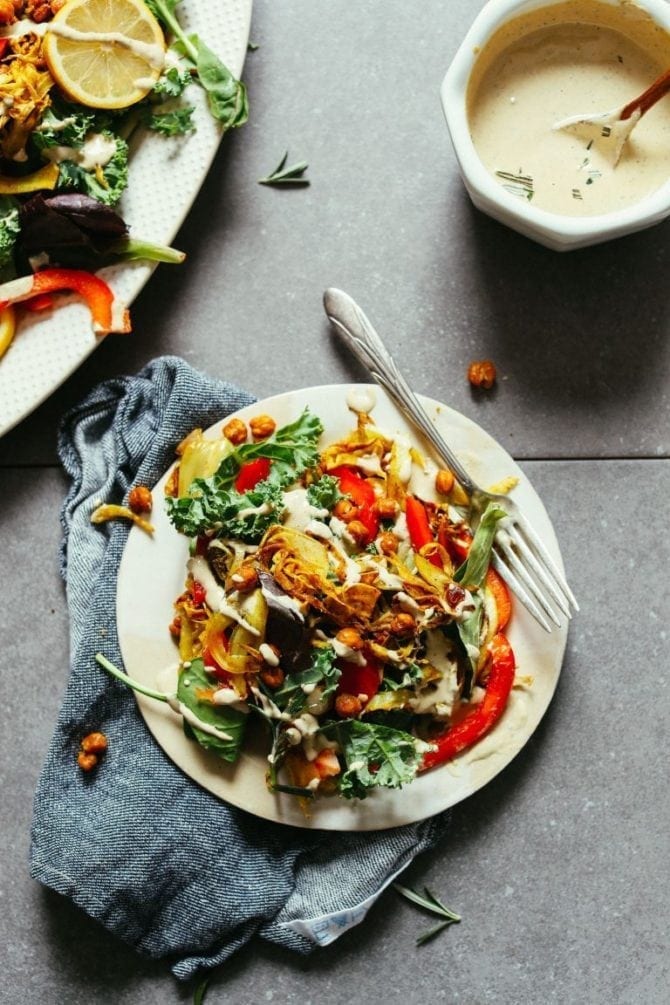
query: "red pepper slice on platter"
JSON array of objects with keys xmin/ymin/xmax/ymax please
[
  {"xmin": 0, "ymin": 268, "xmax": 130, "ymax": 334},
  {"xmin": 421, "ymin": 632, "xmax": 515, "ymax": 770},
  {"xmin": 235, "ymin": 457, "xmax": 272, "ymax": 492}
]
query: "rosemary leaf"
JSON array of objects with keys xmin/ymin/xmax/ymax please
[
  {"xmin": 259, "ymin": 151, "xmax": 310, "ymax": 187},
  {"xmin": 193, "ymin": 976, "xmax": 209, "ymax": 1005},
  {"xmin": 416, "ymin": 919, "xmax": 453, "ymax": 946},
  {"xmin": 421, "ymin": 886, "xmax": 462, "ymax": 922}
]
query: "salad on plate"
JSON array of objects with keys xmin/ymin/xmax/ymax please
[
  {"xmin": 0, "ymin": 0, "xmax": 247, "ymax": 354},
  {"xmin": 102, "ymin": 394, "xmax": 520, "ymax": 803}
]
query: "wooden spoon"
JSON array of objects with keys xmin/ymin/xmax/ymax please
[{"xmin": 553, "ymin": 67, "xmax": 670, "ymax": 165}]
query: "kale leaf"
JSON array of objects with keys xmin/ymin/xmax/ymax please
[
  {"xmin": 306, "ymin": 474, "xmax": 342, "ymax": 511},
  {"xmin": 327, "ymin": 719, "xmax": 423, "ymax": 799},
  {"xmin": 272, "ymin": 645, "xmax": 341, "ymax": 718},
  {"xmin": 143, "ymin": 106, "xmax": 195, "ymax": 136},
  {"xmin": 0, "ymin": 196, "xmax": 20, "ymax": 279}
]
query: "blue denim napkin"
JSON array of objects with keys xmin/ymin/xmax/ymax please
[{"xmin": 29, "ymin": 356, "xmax": 449, "ymax": 980}]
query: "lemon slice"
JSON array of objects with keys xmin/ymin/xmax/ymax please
[{"xmin": 43, "ymin": 0, "xmax": 166, "ymax": 110}]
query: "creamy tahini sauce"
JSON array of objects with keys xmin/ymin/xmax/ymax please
[{"xmin": 467, "ymin": 0, "xmax": 670, "ymax": 216}]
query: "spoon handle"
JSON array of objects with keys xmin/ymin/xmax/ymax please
[
  {"xmin": 323, "ymin": 287, "xmax": 477, "ymax": 493},
  {"xmin": 621, "ymin": 67, "xmax": 670, "ymax": 120}
]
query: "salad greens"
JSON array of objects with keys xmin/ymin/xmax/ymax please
[
  {"xmin": 167, "ymin": 410, "xmax": 324, "ymax": 540},
  {"xmin": 98, "ymin": 407, "xmax": 517, "ymax": 804},
  {"xmin": 144, "ymin": 0, "xmax": 249, "ymax": 129}
]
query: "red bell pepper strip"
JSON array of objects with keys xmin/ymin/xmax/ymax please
[
  {"xmin": 486, "ymin": 568, "xmax": 511, "ymax": 630},
  {"xmin": 235, "ymin": 457, "xmax": 272, "ymax": 492},
  {"xmin": 405, "ymin": 495, "xmax": 442, "ymax": 568},
  {"xmin": 421, "ymin": 632, "xmax": 515, "ymax": 770},
  {"xmin": 337, "ymin": 655, "xmax": 381, "ymax": 702},
  {"xmin": 192, "ymin": 580, "xmax": 206, "ymax": 606},
  {"xmin": 331, "ymin": 465, "xmax": 379, "ymax": 544},
  {"xmin": 0, "ymin": 269, "xmax": 131, "ymax": 335}
]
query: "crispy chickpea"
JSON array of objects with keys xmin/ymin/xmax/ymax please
[
  {"xmin": 81, "ymin": 732, "xmax": 108, "ymax": 755},
  {"xmin": 336, "ymin": 627, "xmax": 364, "ymax": 651},
  {"xmin": 374, "ymin": 497, "xmax": 399, "ymax": 520},
  {"xmin": 333, "ymin": 498, "xmax": 357, "ymax": 522},
  {"xmin": 168, "ymin": 615, "xmax": 182, "ymax": 639},
  {"xmin": 390, "ymin": 612, "xmax": 416, "ymax": 636},
  {"xmin": 467, "ymin": 359, "xmax": 497, "ymax": 389},
  {"xmin": 230, "ymin": 564, "xmax": 259, "ymax": 592},
  {"xmin": 164, "ymin": 466, "xmax": 180, "ymax": 498},
  {"xmin": 128, "ymin": 485, "xmax": 152, "ymax": 514},
  {"xmin": 435, "ymin": 469, "xmax": 455, "ymax": 495},
  {"xmin": 335, "ymin": 693, "xmax": 363, "ymax": 718},
  {"xmin": 260, "ymin": 667, "xmax": 285, "ymax": 689},
  {"xmin": 77, "ymin": 751, "xmax": 98, "ymax": 772},
  {"xmin": 222, "ymin": 417, "xmax": 247, "ymax": 445},
  {"xmin": 346, "ymin": 519, "xmax": 370, "ymax": 545},
  {"xmin": 378, "ymin": 531, "xmax": 399, "ymax": 556},
  {"xmin": 249, "ymin": 414, "xmax": 276, "ymax": 440}
]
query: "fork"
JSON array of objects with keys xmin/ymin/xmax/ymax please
[{"xmin": 323, "ymin": 287, "xmax": 578, "ymax": 632}]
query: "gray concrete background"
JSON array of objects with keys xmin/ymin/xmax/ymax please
[{"xmin": 1, "ymin": 1, "xmax": 668, "ymax": 1002}]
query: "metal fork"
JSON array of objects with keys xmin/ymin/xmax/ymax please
[{"xmin": 323, "ymin": 287, "xmax": 578, "ymax": 632}]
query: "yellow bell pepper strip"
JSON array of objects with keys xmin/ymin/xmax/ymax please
[
  {"xmin": 421, "ymin": 632, "xmax": 515, "ymax": 770},
  {"xmin": 0, "ymin": 304, "xmax": 16, "ymax": 360},
  {"xmin": 0, "ymin": 162, "xmax": 59, "ymax": 195},
  {"xmin": 0, "ymin": 268, "xmax": 131, "ymax": 335},
  {"xmin": 90, "ymin": 503, "xmax": 154, "ymax": 535}
]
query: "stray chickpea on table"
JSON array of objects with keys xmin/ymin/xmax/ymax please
[{"xmin": 468, "ymin": 359, "xmax": 497, "ymax": 389}]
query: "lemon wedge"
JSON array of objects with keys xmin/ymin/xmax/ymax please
[
  {"xmin": 0, "ymin": 306, "xmax": 16, "ymax": 361},
  {"xmin": 44, "ymin": 0, "xmax": 166, "ymax": 110}
]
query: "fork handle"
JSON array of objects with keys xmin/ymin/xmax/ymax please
[{"xmin": 323, "ymin": 288, "xmax": 477, "ymax": 495}]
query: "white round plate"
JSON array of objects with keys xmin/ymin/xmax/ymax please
[
  {"xmin": 117, "ymin": 384, "xmax": 568, "ymax": 831},
  {"xmin": 0, "ymin": 0, "xmax": 252, "ymax": 437}
]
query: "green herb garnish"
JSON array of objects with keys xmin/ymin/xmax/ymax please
[
  {"xmin": 394, "ymin": 885, "xmax": 461, "ymax": 945},
  {"xmin": 259, "ymin": 151, "xmax": 310, "ymax": 187},
  {"xmin": 495, "ymin": 169, "xmax": 534, "ymax": 201}
]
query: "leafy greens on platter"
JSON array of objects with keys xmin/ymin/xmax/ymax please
[{"xmin": 103, "ymin": 402, "xmax": 519, "ymax": 804}]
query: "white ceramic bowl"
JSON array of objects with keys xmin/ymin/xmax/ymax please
[{"xmin": 441, "ymin": 0, "xmax": 670, "ymax": 251}]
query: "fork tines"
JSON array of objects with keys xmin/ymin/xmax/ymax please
[{"xmin": 492, "ymin": 515, "xmax": 578, "ymax": 632}]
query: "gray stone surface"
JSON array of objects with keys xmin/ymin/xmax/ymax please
[{"xmin": 1, "ymin": 1, "xmax": 669, "ymax": 1002}]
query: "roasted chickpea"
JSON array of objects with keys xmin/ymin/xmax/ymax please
[
  {"xmin": 222, "ymin": 417, "xmax": 247, "ymax": 445},
  {"xmin": 77, "ymin": 751, "xmax": 98, "ymax": 772},
  {"xmin": 335, "ymin": 693, "xmax": 363, "ymax": 718},
  {"xmin": 249, "ymin": 414, "xmax": 276, "ymax": 440},
  {"xmin": 347, "ymin": 520, "xmax": 370, "ymax": 545},
  {"xmin": 467, "ymin": 359, "xmax": 497, "ymax": 389},
  {"xmin": 260, "ymin": 667, "xmax": 285, "ymax": 689},
  {"xmin": 336, "ymin": 627, "xmax": 364, "ymax": 651},
  {"xmin": 81, "ymin": 731, "xmax": 108, "ymax": 755},
  {"xmin": 378, "ymin": 531, "xmax": 398, "ymax": 555},
  {"xmin": 230, "ymin": 565, "xmax": 259, "ymax": 592},
  {"xmin": 374, "ymin": 497, "xmax": 399, "ymax": 520},
  {"xmin": 128, "ymin": 485, "xmax": 152, "ymax": 514},
  {"xmin": 435, "ymin": 469, "xmax": 455, "ymax": 495},
  {"xmin": 333, "ymin": 498, "xmax": 357, "ymax": 522},
  {"xmin": 168, "ymin": 615, "xmax": 182, "ymax": 639},
  {"xmin": 390, "ymin": 612, "xmax": 416, "ymax": 636}
]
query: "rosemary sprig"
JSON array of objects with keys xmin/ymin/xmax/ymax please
[
  {"xmin": 394, "ymin": 884, "xmax": 461, "ymax": 945},
  {"xmin": 495, "ymin": 169, "xmax": 534, "ymax": 201},
  {"xmin": 258, "ymin": 151, "xmax": 310, "ymax": 187},
  {"xmin": 193, "ymin": 976, "xmax": 209, "ymax": 1005}
]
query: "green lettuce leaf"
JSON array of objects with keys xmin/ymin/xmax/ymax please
[{"xmin": 177, "ymin": 657, "xmax": 247, "ymax": 762}]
